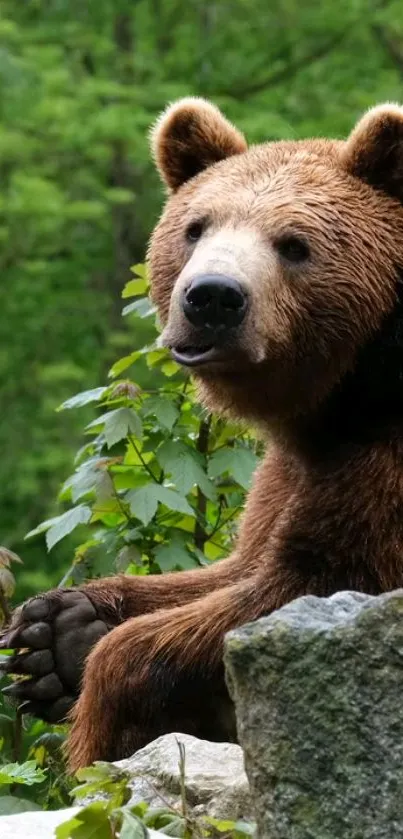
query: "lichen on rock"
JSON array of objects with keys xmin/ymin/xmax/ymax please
[{"xmin": 225, "ymin": 590, "xmax": 403, "ymax": 839}]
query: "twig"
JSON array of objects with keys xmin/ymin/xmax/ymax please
[
  {"xmin": 194, "ymin": 417, "xmax": 211, "ymax": 551},
  {"xmin": 106, "ymin": 472, "xmax": 134, "ymax": 523},
  {"xmin": 127, "ymin": 433, "xmax": 160, "ymax": 483}
]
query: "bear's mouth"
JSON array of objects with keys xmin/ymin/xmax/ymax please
[{"xmin": 170, "ymin": 343, "xmax": 219, "ymax": 367}]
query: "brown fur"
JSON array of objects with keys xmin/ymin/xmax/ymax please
[
  {"xmin": 150, "ymin": 97, "xmax": 247, "ymax": 192},
  {"xmin": 9, "ymin": 99, "xmax": 403, "ymax": 771},
  {"xmin": 67, "ymin": 100, "xmax": 403, "ymax": 768}
]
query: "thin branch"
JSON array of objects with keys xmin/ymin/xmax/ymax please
[
  {"xmin": 107, "ymin": 477, "xmax": 134, "ymax": 523},
  {"xmin": 127, "ymin": 433, "xmax": 161, "ymax": 483},
  {"xmin": 194, "ymin": 416, "xmax": 212, "ymax": 551},
  {"xmin": 208, "ymin": 506, "xmax": 241, "ymax": 541},
  {"xmin": 208, "ymin": 495, "xmax": 224, "ymax": 540}
]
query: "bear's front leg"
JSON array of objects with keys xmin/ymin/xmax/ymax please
[
  {"xmin": 67, "ymin": 578, "xmax": 262, "ymax": 770},
  {"xmin": 0, "ymin": 553, "xmax": 246, "ymax": 722}
]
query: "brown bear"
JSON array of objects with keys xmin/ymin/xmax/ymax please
[{"xmin": 3, "ymin": 97, "xmax": 403, "ymax": 772}]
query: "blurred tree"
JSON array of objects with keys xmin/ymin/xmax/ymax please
[{"xmin": 0, "ymin": 0, "xmax": 402, "ymax": 596}]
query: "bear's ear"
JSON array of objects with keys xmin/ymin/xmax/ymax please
[
  {"xmin": 342, "ymin": 103, "xmax": 403, "ymax": 202},
  {"xmin": 151, "ymin": 97, "xmax": 247, "ymax": 192}
]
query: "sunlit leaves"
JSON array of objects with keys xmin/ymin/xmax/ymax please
[
  {"xmin": 55, "ymin": 743, "xmax": 255, "ymax": 837},
  {"xmin": 108, "ymin": 351, "xmax": 142, "ymax": 379},
  {"xmin": 157, "ymin": 440, "xmax": 216, "ymax": 500},
  {"xmin": 122, "ymin": 299, "xmax": 156, "ymax": 318},
  {"xmin": 55, "ymin": 802, "xmax": 115, "ymax": 839},
  {"xmin": 28, "ymin": 279, "xmax": 261, "ymax": 572},
  {"xmin": 154, "ymin": 535, "xmax": 198, "ymax": 571},
  {"xmin": 58, "ymin": 388, "xmax": 108, "ymax": 412},
  {"xmin": 72, "ymin": 762, "xmax": 131, "ymax": 808},
  {"xmin": 27, "ymin": 505, "xmax": 92, "ymax": 550},
  {"xmin": 126, "ymin": 485, "xmax": 158, "ymax": 525},
  {"xmin": 143, "ymin": 396, "xmax": 179, "ymax": 431},
  {"xmin": 127, "ymin": 485, "xmax": 194, "ymax": 525},
  {"xmin": 0, "ymin": 760, "xmax": 46, "ymax": 786},
  {"xmin": 103, "ymin": 408, "xmax": 142, "ymax": 448},
  {"xmin": 208, "ymin": 446, "xmax": 259, "ymax": 490}
]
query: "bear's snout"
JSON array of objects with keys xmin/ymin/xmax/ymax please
[{"xmin": 182, "ymin": 274, "xmax": 248, "ymax": 331}]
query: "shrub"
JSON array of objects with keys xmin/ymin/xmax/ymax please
[{"xmin": 0, "ymin": 265, "xmax": 261, "ymax": 830}]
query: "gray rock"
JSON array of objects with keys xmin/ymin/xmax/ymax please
[
  {"xmin": 0, "ymin": 734, "xmax": 251, "ymax": 838},
  {"xmin": 117, "ymin": 732, "xmax": 251, "ymax": 821},
  {"xmin": 0, "ymin": 806, "xmax": 164, "ymax": 839},
  {"xmin": 224, "ymin": 589, "xmax": 403, "ymax": 839}
]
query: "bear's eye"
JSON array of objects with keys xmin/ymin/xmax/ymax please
[
  {"xmin": 275, "ymin": 235, "xmax": 310, "ymax": 263},
  {"xmin": 186, "ymin": 221, "xmax": 205, "ymax": 243}
]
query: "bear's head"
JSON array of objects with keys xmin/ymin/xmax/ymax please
[{"xmin": 148, "ymin": 98, "xmax": 403, "ymax": 430}]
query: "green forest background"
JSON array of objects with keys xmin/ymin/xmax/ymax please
[{"xmin": 2, "ymin": 0, "xmax": 403, "ymax": 600}]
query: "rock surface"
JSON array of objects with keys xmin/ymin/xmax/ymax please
[
  {"xmin": 117, "ymin": 732, "xmax": 251, "ymax": 820},
  {"xmin": 0, "ymin": 806, "xmax": 164, "ymax": 839},
  {"xmin": 225, "ymin": 589, "xmax": 403, "ymax": 839},
  {"xmin": 0, "ymin": 733, "xmax": 251, "ymax": 838}
]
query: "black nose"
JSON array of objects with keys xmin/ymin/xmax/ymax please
[{"xmin": 182, "ymin": 274, "xmax": 247, "ymax": 330}]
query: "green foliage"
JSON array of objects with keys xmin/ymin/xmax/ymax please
[
  {"xmin": 0, "ymin": 759, "xmax": 46, "ymax": 786},
  {"xmin": 2, "ymin": 0, "xmax": 403, "ymax": 829},
  {"xmin": 24, "ymin": 267, "xmax": 260, "ymax": 583},
  {"xmin": 55, "ymin": 744, "xmax": 256, "ymax": 838},
  {"xmin": 0, "ymin": 680, "xmax": 73, "ymax": 811},
  {"xmin": 2, "ymin": 0, "xmax": 403, "ymax": 597},
  {"xmin": 0, "ymin": 266, "xmax": 258, "ymax": 823}
]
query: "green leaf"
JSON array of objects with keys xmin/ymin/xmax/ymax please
[
  {"xmin": 61, "ymin": 458, "xmax": 100, "ymax": 503},
  {"xmin": 161, "ymin": 359, "xmax": 180, "ymax": 377},
  {"xmin": 155, "ymin": 486, "xmax": 194, "ymax": 517},
  {"xmin": 145, "ymin": 348, "xmax": 169, "ymax": 367},
  {"xmin": 154, "ymin": 536, "xmax": 197, "ymax": 572},
  {"xmin": 157, "ymin": 441, "xmax": 216, "ymax": 500},
  {"xmin": 127, "ymin": 484, "xmax": 194, "ymax": 525},
  {"xmin": 127, "ymin": 485, "xmax": 159, "ymax": 525},
  {"xmin": 0, "ymin": 760, "xmax": 46, "ymax": 786},
  {"xmin": 25, "ymin": 515, "xmax": 59, "ymax": 540},
  {"xmin": 58, "ymin": 387, "xmax": 108, "ymax": 411},
  {"xmin": 73, "ymin": 762, "xmax": 130, "ymax": 794},
  {"xmin": 122, "ymin": 298, "xmax": 155, "ymax": 318},
  {"xmin": 143, "ymin": 396, "xmax": 179, "ymax": 431},
  {"xmin": 45, "ymin": 505, "xmax": 92, "ymax": 550},
  {"xmin": 116, "ymin": 545, "xmax": 142, "ymax": 571},
  {"xmin": 208, "ymin": 446, "xmax": 259, "ymax": 489},
  {"xmin": 119, "ymin": 809, "xmax": 148, "ymax": 839},
  {"xmin": 103, "ymin": 407, "xmax": 142, "ymax": 448},
  {"xmin": 122, "ymin": 278, "xmax": 148, "ymax": 298},
  {"xmin": 159, "ymin": 816, "xmax": 187, "ymax": 836},
  {"xmin": 56, "ymin": 803, "xmax": 112, "ymax": 839},
  {"xmin": 129, "ymin": 263, "xmax": 148, "ymax": 280},
  {"xmin": 108, "ymin": 351, "xmax": 141, "ymax": 379},
  {"xmin": 55, "ymin": 814, "xmax": 83, "ymax": 838}
]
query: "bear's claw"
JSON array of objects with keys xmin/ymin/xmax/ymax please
[{"xmin": 0, "ymin": 590, "xmax": 109, "ymax": 723}]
